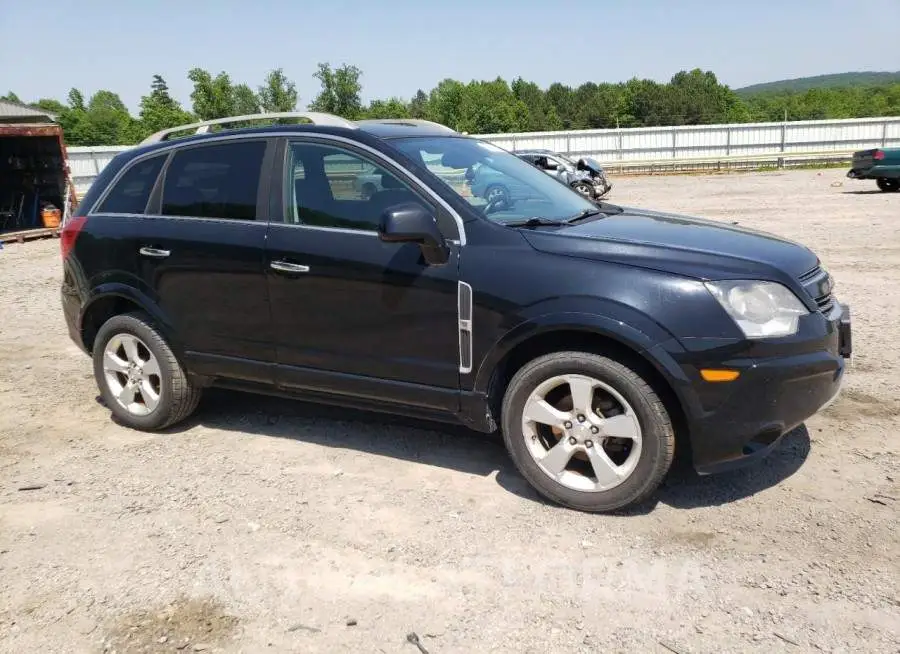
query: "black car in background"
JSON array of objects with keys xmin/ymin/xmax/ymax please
[{"xmin": 61, "ymin": 113, "xmax": 851, "ymax": 513}]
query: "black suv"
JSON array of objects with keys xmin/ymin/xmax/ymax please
[{"xmin": 61, "ymin": 112, "xmax": 852, "ymax": 513}]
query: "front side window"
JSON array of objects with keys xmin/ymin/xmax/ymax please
[
  {"xmin": 96, "ymin": 154, "xmax": 166, "ymax": 214},
  {"xmin": 160, "ymin": 140, "xmax": 266, "ymax": 220},
  {"xmin": 285, "ymin": 142, "xmax": 428, "ymax": 231},
  {"xmin": 391, "ymin": 137, "xmax": 596, "ymax": 223}
]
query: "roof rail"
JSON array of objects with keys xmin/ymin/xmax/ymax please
[
  {"xmin": 140, "ymin": 111, "xmax": 358, "ymax": 145},
  {"xmin": 355, "ymin": 118, "xmax": 457, "ymax": 134}
]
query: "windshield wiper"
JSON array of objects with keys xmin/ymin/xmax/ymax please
[
  {"xmin": 566, "ymin": 208, "xmax": 604, "ymax": 223},
  {"xmin": 501, "ymin": 217, "xmax": 567, "ymax": 228}
]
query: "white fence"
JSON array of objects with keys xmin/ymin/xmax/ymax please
[
  {"xmin": 67, "ymin": 145, "xmax": 130, "ymax": 198},
  {"xmin": 67, "ymin": 116, "xmax": 900, "ymax": 198},
  {"xmin": 477, "ymin": 116, "xmax": 900, "ymax": 159}
]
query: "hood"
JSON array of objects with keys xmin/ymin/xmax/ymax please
[
  {"xmin": 577, "ymin": 157, "xmax": 605, "ymax": 176},
  {"xmin": 519, "ymin": 206, "xmax": 819, "ymax": 281}
]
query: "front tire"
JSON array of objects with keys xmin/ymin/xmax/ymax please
[
  {"xmin": 876, "ymin": 177, "xmax": 899, "ymax": 192},
  {"xmin": 571, "ymin": 181, "xmax": 595, "ymax": 199},
  {"xmin": 501, "ymin": 352, "xmax": 675, "ymax": 513},
  {"xmin": 93, "ymin": 312, "xmax": 201, "ymax": 431}
]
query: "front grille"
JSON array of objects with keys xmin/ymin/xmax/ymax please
[{"xmin": 799, "ymin": 265, "xmax": 835, "ymax": 315}]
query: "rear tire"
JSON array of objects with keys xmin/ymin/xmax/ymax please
[
  {"xmin": 93, "ymin": 312, "xmax": 201, "ymax": 431},
  {"xmin": 501, "ymin": 351, "xmax": 675, "ymax": 513},
  {"xmin": 876, "ymin": 177, "xmax": 899, "ymax": 192}
]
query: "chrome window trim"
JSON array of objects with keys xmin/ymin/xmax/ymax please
[
  {"xmin": 87, "ymin": 133, "xmax": 271, "ymax": 217},
  {"xmin": 274, "ymin": 222, "xmax": 379, "ymax": 237},
  {"xmin": 88, "ymin": 131, "xmax": 468, "ymax": 247}
]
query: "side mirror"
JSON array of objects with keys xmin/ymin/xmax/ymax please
[{"xmin": 378, "ymin": 202, "xmax": 450, "ymax": 266}]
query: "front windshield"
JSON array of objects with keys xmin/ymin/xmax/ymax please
[{"xmin": 391, "ymin": 137, "xmax": 596, "ymax": 223}]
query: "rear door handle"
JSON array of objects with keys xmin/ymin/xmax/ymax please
[
  {"xmin": 139, "ymin": 246, "xmax": 170, "ymax": 259},
  {"xmin": 270, "ymin": 260, "xmax": 310, "ymax": 274}
]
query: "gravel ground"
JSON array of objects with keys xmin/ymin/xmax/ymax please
[{"xmin": 0, "ymin": 168, "xmax": 898, "ymax": 654}]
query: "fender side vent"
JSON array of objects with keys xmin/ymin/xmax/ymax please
[{"xmin": 458, "ymin": 281, "xmax": 473, "ymax": 374}]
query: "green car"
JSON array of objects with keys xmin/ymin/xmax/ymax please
[{"xmin": 847, "ymin": 147, "xmax": 900, "ymax": 192}]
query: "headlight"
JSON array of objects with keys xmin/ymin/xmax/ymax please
[{"xmin": 705, "ymin": 280, "xmax": 809, "ymax": 338}]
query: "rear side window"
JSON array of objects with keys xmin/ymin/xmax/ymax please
[
  {"xmin": 96, "ymin": 154, "xmax": 166, "ymax": 214},
  {"xmin": 160, "ymin": 140, "xmax": 266, "ymax": 220}
]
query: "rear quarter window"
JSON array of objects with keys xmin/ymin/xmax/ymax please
[{"xmin": 95, "ymin": 154, "xmax": 166, "ymax": 214}]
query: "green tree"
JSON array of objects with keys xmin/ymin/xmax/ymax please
[
  {"xmin": 364, "ymin": 98, "xmax": 410, "ymax": 119},
  {"xmin": 33, "ymin": 98, "xmax": 67, "ymax": 115},
  {"xmin": 427, "ymin": 78, "xmax": 466, "ymax": 130},
  {"xmin": 67, "ymin": 89, "xmax": 86, "ymax": 112},
  {"xmin": 512, "ymin": 78, "xmax": 562, "ymax": 131},
  {"xmin": 258, "ymin": 68, "xmax": 298, "ymax": 113},
  {"xmin": 545, "ymin": 83, "xmax": 580, "ymax": 129},
  {"xmin": 309, "ymin": 63, "xmax": 363, "ymax": 118},
  {"xmin": 408, "ymin": 89, "xmax": 429, "ymax": 119},
  {"xmin": 456, "ymin": 78, "xmax": 527, "ymax": 134},
  {"xmin": 232, "ymin": 83, "xmax": 260, "ymax": 115},
  {"xmin": 58, "ymin": 89, "xmax": 89, "ymax": 144},
  {"xmin": 138, "ymin": 75, "xmax": 193, "ymax": 137},
  {"xmin": 667, "ymin": 69, "xmax": 750, "ymax": 124},
  {"xmin": 188, "ymin": 68, "xmax": 237, "ymax": 120},
  {"xmin": 77, "ymin": 90, "xmax": 139, "ymax": 145},
  {"xmin": 1, "ymin": 91, "xmax": 22, "ymax": 103}
]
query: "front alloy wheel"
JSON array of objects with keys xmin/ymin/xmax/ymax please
[
  {"xmin": 522, "ymin": 374, "xmax": 643, "ymax": 492},
  {"xmin": 501, "ymin": 352, "xmax": 675, "ymax": 512}
]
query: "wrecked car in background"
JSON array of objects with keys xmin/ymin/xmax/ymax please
[{"xmin": 517, "ymin": 149, "xmax": 612, "ymax": 201}]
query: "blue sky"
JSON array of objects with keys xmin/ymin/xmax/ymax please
[{"xmin": 2, "ymin": 0, "xmax": 898, "ymax": 112}]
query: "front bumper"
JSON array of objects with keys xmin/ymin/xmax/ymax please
[
  {"xmin": 676, "ymin": 303, "xmax": 851, "ymax": 474},
  {"xmin": 588, "ymin": 179, "xmax": 612, "ymax": 200}
]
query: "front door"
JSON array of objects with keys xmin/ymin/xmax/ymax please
[
  {"xmin": 135, "ymin": 137, "xmax": 276, "ymax": 384},
  {"xmin": 265, "ymin": 138, "xmax": 462, "ymax": 411}
]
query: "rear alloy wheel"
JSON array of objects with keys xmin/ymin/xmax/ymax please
[
  {"xmin": 93, "ymin": 312, "xmax": 201, "ymax": 431},
  {"xmin": 501, "ymin": 352, "xmax": 674, "ymax": 512},
  {"xmin": 876, "ymin": 177, "xmax": 899, "ymax": 192}
]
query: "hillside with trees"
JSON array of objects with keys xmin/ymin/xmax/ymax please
[
  {"xmin": 3, "ymin": 66, "xmax": 899, "ymax": 146},
  {"xmin": 737, "ymin": 71, "xmax": 900, "ymax": 95}
]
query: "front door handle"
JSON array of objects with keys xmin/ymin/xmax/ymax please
[
  {"xmin": 270, "ymin": 260, "xmax": 310, "ymax": 274},
  {"xmin": 139, "ymin": 246, "xmax": 170, "ymax": 259}
]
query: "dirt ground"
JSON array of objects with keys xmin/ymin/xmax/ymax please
[{"xmin": 1, "ymin": 168, "xmax": 898, "ymax": 654}]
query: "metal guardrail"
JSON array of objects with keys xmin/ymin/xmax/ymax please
[{"xmin": 602, "ymin": 150, "xmax": 857, "ymax": 175}]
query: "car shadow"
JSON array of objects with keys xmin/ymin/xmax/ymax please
[
  {"xmin": 620, "ymin": 425, "xmax": 811, "ymax": 515},
  {"xmin": 841, "ymin": 190, "xmax": 886, "ymax": 195},
  {"xmin": 131, "ymin": 389, "xmax": 811, "ymax": 513}
]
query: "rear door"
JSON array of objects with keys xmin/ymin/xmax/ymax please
[{"xmin": 134, "ymin": 137, "xmax": 276, "ymax": 384}]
